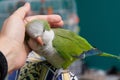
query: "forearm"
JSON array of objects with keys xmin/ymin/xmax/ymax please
[
  {"xmin": 0, "ymin": 36, "xmax": 14, "ymax": 71},
  {"xmin": 0, "ymin": 36, "xmax": 12, "ymax": 79}
]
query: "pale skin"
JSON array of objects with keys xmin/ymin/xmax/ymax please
[{"xmin": 0, "ymin": 3, "xmax": 63, "ymax": 73}]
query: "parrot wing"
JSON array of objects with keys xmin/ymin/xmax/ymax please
[{"xmin": 52, "ymin": 28, "xmax": 93, "ymax": 68}]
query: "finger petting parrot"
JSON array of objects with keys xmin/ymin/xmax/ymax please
[{"xmin": 25, "ymin": 20, "xmax": 120, "ymax": 69}]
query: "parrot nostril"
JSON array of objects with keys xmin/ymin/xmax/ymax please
[{"xmin": 43, "ymin": 43, "xmax": 46, "ymax": 46}]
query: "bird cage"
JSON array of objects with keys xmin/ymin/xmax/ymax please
[
  {"xmin": 0, "ymin": 0, "xmax": 80, "ymax": 33},
  {"xmin": 0, "ymin": 0, "xmax": 81, "ymax": 80}
]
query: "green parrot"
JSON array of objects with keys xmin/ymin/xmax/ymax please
[{"xmin": 25, "ymin": 20, "xmax": 120, "ymax": 69}]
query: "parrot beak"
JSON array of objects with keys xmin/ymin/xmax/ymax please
[{"xmin": 35, "ymin": 36, "xmax": 44, "ymax": 46}]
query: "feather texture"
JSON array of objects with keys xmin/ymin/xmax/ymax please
[{"xmin": 26, "ymin": 20, "xmax": 120, "ymax": 69}]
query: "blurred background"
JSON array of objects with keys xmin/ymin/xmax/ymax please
[{"xmin": 0, "ymin": 0, "xmax": 120, "ymax": 80}]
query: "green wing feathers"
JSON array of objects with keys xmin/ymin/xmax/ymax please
[{"xmin": 52, "ymin": 28, "xmax": 93, "ymax": 68}]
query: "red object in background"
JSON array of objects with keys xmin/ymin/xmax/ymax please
[
  {"xmin": 69, "ymin": 14, "xmax": 80, "ymax": 24},
  {"xmin": 41, "ymin": 0, "xmax": 45, "ymax": 3},
  {"xmin": 47, "ymin": 7, "xmax": 53, "ymax": 15}
]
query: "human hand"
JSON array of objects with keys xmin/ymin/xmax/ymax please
[{"xmin": 0, "ymin": 3, "xmax": 63, "ymax": 73}]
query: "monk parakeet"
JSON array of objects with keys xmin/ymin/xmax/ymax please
[{"xmin": 25, "ymin": 20, "xmax": 120, "ymax": 69}]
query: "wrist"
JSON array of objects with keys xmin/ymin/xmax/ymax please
[
  {"xmin": 0, "ymin": 51, "xmax": 8, "ymax": 79},
  {"xmin": 0, "ymin": 36, "xmax": 14, "ymax": 72},
  {"xmin": 0, "ymin": 36, "xmax": 12, "ymax": 56}
]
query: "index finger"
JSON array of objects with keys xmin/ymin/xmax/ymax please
[{"xmin": 24, "ymin": 15, "xmax": 64, "ymax": 27}]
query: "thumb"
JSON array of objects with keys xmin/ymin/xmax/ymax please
[{"xmin": 11, "ymin": 2, "xmax": 30, "ymax": 19}]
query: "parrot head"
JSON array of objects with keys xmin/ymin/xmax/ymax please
[
  {"xmin": 26, "ymin": 20, "xmax": 53, "ymax": 46},
  {"xmin": 26, "ymin": 20, "xmax": 51, "ymax": 38}
]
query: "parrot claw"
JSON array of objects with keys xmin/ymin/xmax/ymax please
[{"xmin": 72, "ymin": 53, "xmax": 86, "ymax": 59}]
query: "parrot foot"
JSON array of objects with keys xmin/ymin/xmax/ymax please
[{"xmin": 53, "ymin": 68, "xmax": 69, "ymax": 79}]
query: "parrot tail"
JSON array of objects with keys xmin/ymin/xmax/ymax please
[
  {"xmin": 98, "ymin": 52, "xmax": 120, "ymax": 60},
  {"xmin": 74, "ymin": 48, "xmax": 120, "ymax": 60}
]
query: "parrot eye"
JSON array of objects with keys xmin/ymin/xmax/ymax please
[
  {"xmin": 43, "ymin": 28, "xmax": 45, "ymax": 32},
  {"xmin": 43, "ymin": 43, "xmax": 46, "ymax": 46}
]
